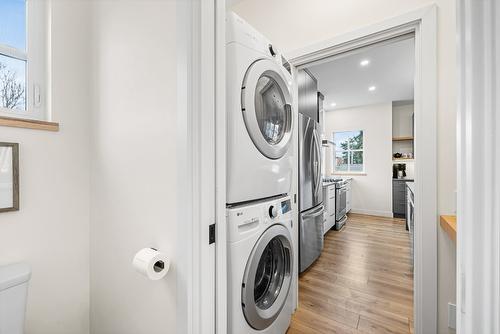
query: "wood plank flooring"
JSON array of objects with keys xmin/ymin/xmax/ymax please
[{"xmin": 288, "ymin": 213, "xmax": 414, "ymax": 334}]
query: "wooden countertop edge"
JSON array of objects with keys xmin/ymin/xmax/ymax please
[
  {"xmin": 440, "ymin": 215, "xmax": 457, "ymax": 243},
  {"xmin": 0, "ymin": 116, "xmax": 59, "ymax": 132}
]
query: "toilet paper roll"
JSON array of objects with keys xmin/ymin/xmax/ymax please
[{"xmin": 133, "ymin": 248, "xmax": 170, "ymax": 280}]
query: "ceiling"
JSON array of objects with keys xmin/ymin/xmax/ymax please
[{"xmin": 306, "ymin": 37, "xmax": 415, "ymax": 111}]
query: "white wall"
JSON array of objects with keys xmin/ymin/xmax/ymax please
[
  {"xmin": 0, "ymin": 2, "xmax": 91, "ymax": 333},
  {"xmin": 88, "ymin": 2, "xmax": 178, "ymax": 333},
  {"xmin": 392, "ymin": 101, "xmax": 414, "ymax": 156},
  {"xmin": 232, "ymin": 1, "xmax": 457, "ymax": 333},
  {"xmin": 392, "ymin": 101, "xmax": 414, "ymax": 138},
  {"xmin": 325, "ymin": 103, "xmax": 393, "ymax": 217}
]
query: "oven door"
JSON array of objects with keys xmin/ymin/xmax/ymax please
[{"xmin": 336, "ymin": 186, "xmax": 347, "ymax": 221}]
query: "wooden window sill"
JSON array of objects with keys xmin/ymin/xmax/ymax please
[
  {"xmin": 0, "ymin": 116, "xmax": 59, "ymax": 132},
  {"xmin": 440, "ymin": 215, "xmax": 457, "ymax": 243}
]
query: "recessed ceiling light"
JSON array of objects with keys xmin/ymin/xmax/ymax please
[
  {"xmin": 330, "ymin": 102, "xmax": 337, "ymax": 107},
  {"xmin": 360, "ymin": 59, "xmax": 370, "ymax": 67},
  {"xmin": 368, "ymin": 86, "xmax": 376, "ymax": 92}
]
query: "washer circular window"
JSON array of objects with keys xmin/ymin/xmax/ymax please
[
  {"xmin": 254, "ymin": 237, "xmax": 286, "ymax": 309},
  {"xmin": 254, "ymin": 75, "xmax": 288, "ymax": 145},
  {"xmin": 242, "ymin": 59, "xmax": 293, "ymax": 160},
  {"xmin": 241, "ymin": 224, "xmax": 293, "ymax": 330}
]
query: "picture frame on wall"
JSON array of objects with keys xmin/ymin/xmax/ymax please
[{"xmin": 0, "ymin": 142, "xmax": 19, "ymax": 212}]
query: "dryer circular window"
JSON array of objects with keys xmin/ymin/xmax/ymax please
[
  {"xmin": 241, "ymin": 224, "xmax": 293, "ymax": 330},
  {"xmin": 242, "ymin": 59, "xmax": 293, "ymax": 160}
]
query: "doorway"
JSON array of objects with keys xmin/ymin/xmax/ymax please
[
  {"xmin": 211, "ymin": 4, "xmax": 437, "ymax": 334},
  {"xmin": 284, "ymin": 6, "xmax": 437, "ymax": 334},
  {"xmin": 291, "ymin": 34, "xmax": 417, "ymax": 333}
]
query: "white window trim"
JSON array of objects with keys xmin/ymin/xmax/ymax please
[
  {"xmin": 333, "ymin": 130, "xmax": 365, "ymax": 173},
  {"xmin": 0, "ymin": 0, "xmax": 48, "ymax": 121}
]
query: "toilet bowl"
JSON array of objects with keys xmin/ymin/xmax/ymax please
[{"xmin": 0, "ymin": 263, "xmax": 31, "ymax": 334}]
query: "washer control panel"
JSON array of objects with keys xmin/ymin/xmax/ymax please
[
  {"xmin": 227, "ymin": 195, "xmax": 293, "ymax": 242},
  {"xmin": 280, "ymin": 198, "xmax": 291, "ymax": 214},
  {"xmin": 266, "ymin": 197, "xmax": 292, "ymax": 220}
]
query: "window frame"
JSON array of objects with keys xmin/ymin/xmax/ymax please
[
  {"xmin": 0, "ymin": 0, "xmax": 48, "ymax": 121},
  {"xmin": 333, "ymin": 130, "xmax": 365, "ymax": 174}
]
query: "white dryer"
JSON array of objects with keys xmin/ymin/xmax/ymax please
[
  {"xmin": 227, "ymin": 195, "xmax": 294, "ymax": 334},
  {"xmin": 226, "ymin": 12, "xmax": 294, "ymax": 205}
]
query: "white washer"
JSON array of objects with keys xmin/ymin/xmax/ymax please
[
  {"xmin": 226, "ymin": 12, "xmax": 294, "ymax": 205},
  {"xmin": 227, "ymin": 195, "xmax": 294, "ymax": 334}
]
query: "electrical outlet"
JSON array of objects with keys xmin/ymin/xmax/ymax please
[{"xmin": 448, "ymin": 302, "xmax": 456, "ymax": 329}]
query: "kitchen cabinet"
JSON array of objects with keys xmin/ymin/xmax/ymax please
[
  {"xmin": 393, "ymin": 179, "xmax": 412, "ymax": 218},
  {"xmin": 345, "ymin": 179, "xmax": 352, "ymax": 213},
  {"xmin": 322, "ymin": 184, "xmax": 336, "ymax": 234}
]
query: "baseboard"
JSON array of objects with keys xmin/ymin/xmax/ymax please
[{"xmin": 349, "ymin": 209, "xmax": 394, "ymax": 218}]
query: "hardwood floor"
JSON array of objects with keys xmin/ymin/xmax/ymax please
[{"xmin": 288, "ymin": 213, "xmax": 414, "ymax": 334}]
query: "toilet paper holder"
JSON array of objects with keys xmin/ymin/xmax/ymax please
[
  {"xmin": 133, "ymin": 247, "xmax": 170, "ymax": 280},
  {"xmin": 149, "ymin": 248, "xmax": 165, "ymax": 272}
]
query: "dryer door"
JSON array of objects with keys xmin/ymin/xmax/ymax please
[
  {"xmin": 241, "ymin": 224, "xmax": 293, "ymax": 330},
  {"xmin": 242, "ymin": 59, "xmax": 293, "ymax": 160}
]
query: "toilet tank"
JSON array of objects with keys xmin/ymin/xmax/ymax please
[{"xmin": 0, "ymin": 263, "xmax": 31, "ymax": 334}]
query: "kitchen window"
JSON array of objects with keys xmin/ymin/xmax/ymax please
[
  {"xmin": 333, "ymin": 130, "xmax": 364, "ymax": 173},
  {"xmin": 0, "ymin": 0, "xmax": 48, "ymax": 121}
]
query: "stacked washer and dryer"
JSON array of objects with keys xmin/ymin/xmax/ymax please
[{"xmin": 226, "ymin": 12, "xmax": 296, "ymax": 334}]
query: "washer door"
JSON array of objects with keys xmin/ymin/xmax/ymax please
[
  {"xmin": 242, "ymin": 59, "xmax": 293, "ymax": 160},
  {"xmin": 241, "ymin": 224, "xmax": 293, "ymax": 330}
]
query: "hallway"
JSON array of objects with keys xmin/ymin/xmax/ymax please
[{"xmin": 289, "ymin": 214, "xmax": 414, "ymax": 334}]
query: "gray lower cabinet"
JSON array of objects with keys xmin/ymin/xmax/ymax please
[{"xmin": 393, "ymin": 179, "xmax": 412, "ymax": 218}]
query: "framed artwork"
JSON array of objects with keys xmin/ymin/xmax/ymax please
[{"xmin": 0, "ymin": 142, "xmax": 19, "ymax": 212}]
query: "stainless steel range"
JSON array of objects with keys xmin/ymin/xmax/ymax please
[
  {"xmin": 324, "ymin": 178, "xmax": 348, "ymax": 230},
  {"xmin": 334, "ymin": 180, "xmax": 348, "ymax": 230}
]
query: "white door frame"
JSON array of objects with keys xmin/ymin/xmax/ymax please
[
  {"xmin": 286, "ymin": 5, "xmax": 438, "ymax": 334},
  {"xmin": 176, "ymin": 1, "xmax": 220, "ymax": 333},
  {"xmin": 456, "ymin": 0, "xmax": 500, "ymax": 333}
]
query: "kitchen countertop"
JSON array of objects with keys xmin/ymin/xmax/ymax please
[
  {"xmin": 323, "ymin": 177, "xmax": 352, "ymax": 187},
  {"xmin": 440, "ymin": 215, "xmax": 457, "ymax": 243},
  {"xmin": 393, "ymin": 178, "xmax": 414, "ymax": 182}
]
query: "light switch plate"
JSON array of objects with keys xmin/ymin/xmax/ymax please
[{"xmin": 448, "ymin": 302, "xmax": 457, "ymax": 329}]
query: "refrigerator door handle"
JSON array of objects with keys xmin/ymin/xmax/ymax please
[
  {"xmin": 303, "ymin": 205, "xmax": 324, "ymax": 218},
  {"xmin": 312, "ymin": 128, "xmax": 322, "ymax": 196}
]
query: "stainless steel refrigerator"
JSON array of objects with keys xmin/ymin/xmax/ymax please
[{"xmin": 298, "ymin": 113, "xmax": 324, "ymax": 273}]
